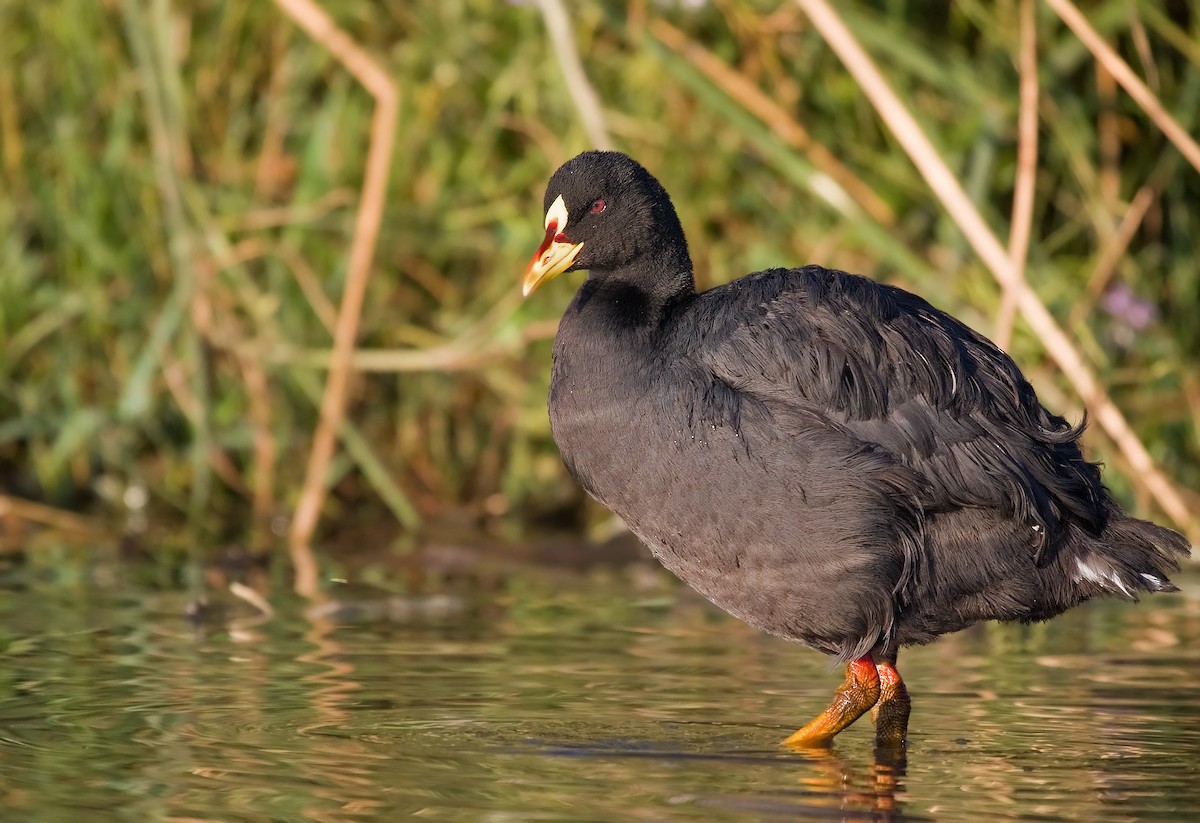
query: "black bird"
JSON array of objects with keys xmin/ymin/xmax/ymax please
[{"xmin": 521, "ymin": 150, "xmax": 1190, "ymax": 748}]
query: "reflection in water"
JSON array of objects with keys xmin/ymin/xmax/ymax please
[
  {"xmin": 532, "ymin": 743, "xmax": 917, "ymax": 821},
  {"xmin": 781, "ymin": 747, "xmax": 910, "ymax": 821},
  {"xmin": 0, "ymin": 554, "xmax": 1196, "ymax": 821},
  {"xmin": 295, "ymin": 612, "xmax": 384, "ymax": 823}
]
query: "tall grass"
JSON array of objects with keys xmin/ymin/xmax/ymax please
[{"xmin": 1, "ymin": 0, "xmax": 1197, "ymax": 548}]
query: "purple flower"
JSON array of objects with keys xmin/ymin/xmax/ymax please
[{"xmin": 1101, "ymin": 284, "xmax": 1158, "ymax": 331}]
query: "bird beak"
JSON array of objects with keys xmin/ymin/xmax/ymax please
[{"xmin": 523, "ymin": 194, "xmax": 584, "ymax": 296}]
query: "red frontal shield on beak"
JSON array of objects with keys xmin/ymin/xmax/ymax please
[{"xmin": 523, "ymin": 194, "xmax": 584, "ymax": 296}]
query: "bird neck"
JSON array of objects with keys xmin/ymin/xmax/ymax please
[{"xmin": 586, "ymin": 242, "xmax": 696, "ymax": 313}]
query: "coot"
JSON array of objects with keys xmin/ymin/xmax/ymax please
[{"xmin": 522, "ymin": 150, "xmax": 1189, "ymax": 748}]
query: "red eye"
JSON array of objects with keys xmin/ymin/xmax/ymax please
[{"xmin": 591, "ymin": 198, "xmax": 606, "ymax": 213}]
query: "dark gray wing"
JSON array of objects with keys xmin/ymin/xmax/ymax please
[{"xmin": 695, "ymin": 266, "xmax": 1107, "ymax": 554}]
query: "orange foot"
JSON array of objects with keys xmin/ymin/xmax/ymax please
[
  {"xmin": 870, "ymin": 659, "xmax": 910, "ymax": 748},
  {"xmin": 783, "ymin": 654, "xmax": 911, "ymax": 749}
]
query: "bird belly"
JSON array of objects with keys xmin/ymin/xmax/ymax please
[{"xmin": 551, "ymin": 391, "xmax": 900, "ymax": 660}]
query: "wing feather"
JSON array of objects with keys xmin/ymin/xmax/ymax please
[{"xmin": 696, "ymin": 266, "xmax": 1107, "ymax": 558}]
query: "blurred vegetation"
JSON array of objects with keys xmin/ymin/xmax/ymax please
[{"xmin": 1, "ymin": 0, "xmax": 1197, "ymax": 549}]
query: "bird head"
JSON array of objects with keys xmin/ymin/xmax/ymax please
[{"xmin": 522, "ymin": 151, "xmax": 691, "ymax": 296}]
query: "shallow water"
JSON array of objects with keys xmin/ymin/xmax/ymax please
[{"xmin": 1, "ymin": 548, "xmax": 1198, "ymax": 822}]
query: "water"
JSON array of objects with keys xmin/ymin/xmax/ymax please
[{"xmin": 1, "ymin": 547, "xmax": 1197, "ymax": 821}]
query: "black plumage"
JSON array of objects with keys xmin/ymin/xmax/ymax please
[{"xmin": 522, "ymin": 150, "xmax": 1190, "ymax": 747}]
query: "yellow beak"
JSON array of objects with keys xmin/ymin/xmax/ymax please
[{"xmin": 522, "ymin": 194, "xmax": 584, "ymax": 296}]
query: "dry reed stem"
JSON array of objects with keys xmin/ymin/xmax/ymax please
[
  {"xmin": 259, "ymin": 342, "xmax": 506, "ymax": 373},
  {"xmin": 793, "ymin": 0, "xmax": 1196, "ymax": 537},
  {"xmin": 277, "ymin": 244, "xmax": 340, "ymax": 334},
  {"xmin": 237, "ymin": 351, "xmax": 277, "ymax": 549},
  {"xmin": 0, "ymin": 71, "xmax": 23, "ymax": 196},
  {"xmin": 274, "ymin": 0, "xmax": 400, "ymax": 595},
  {"xmin": 537, "ymin": 0, "xmax": 613, "ymax": 151},
  {"xmin": 230, "ymin": 581, "xmax": 275, "ymax": 617},
  {"xmin": 255, "ymin": 27, "xmax": 293, "ymax": 199},
  {"xmin": 1096, "ymin": 64, "xmax": 1121, "ymax": 214},
  {"xmin": 651, "ymin": 19, "xmax": 894, "ymax": 226},
  {"xmin": 1070, "ymin": 185, "xmax": 1156, "ymax": 329},
  {"xmin": 497, "ymin": 111, "xmax": 565, "ymax": 163},
  {"xmin": 996, "ymin": 0, "xmax": 1039, "ymax": 351},
  {"xmin": 1185, "ymin": 375, "xmax": 1200, "ymax": 460},
  {"xmin": 0, "ymin": 495, "xmax": 106, "ymax": 536},
  {"xmin": 233, "ymin": 188, "xmax": 356, "ymax": 233},
  {"xmin": 1046, "ymin": 0, "xmax": 1200, "ymax": 175},
  {"xmin": 1127, "ymin": 11, "xmax": 1159, "ymax": 92},
  {"xmin": 160, "ymin": 353, "xmax": 246, "ymax": 492}
]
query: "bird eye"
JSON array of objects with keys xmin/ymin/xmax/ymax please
[{"xmin": 590, "ymin": 198, "xmax": 606, "ymax": 213}]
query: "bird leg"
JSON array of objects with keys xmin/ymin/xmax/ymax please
[
  {"xmin": 783, "ymin": 655, "xmax": 881, "ymax": 748},
  {"xmin": 870, "ymin": 658, "xmax": 910, "ymax": 749}
]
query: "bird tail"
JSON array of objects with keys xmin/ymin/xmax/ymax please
[{"xmin": 1069, "ymin": 512, "xmax": 1191, "ymax": 599}]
